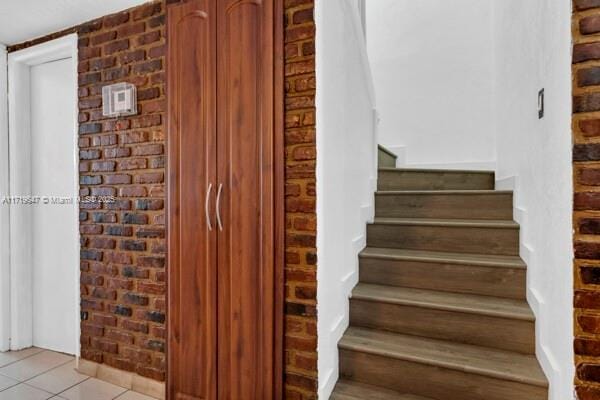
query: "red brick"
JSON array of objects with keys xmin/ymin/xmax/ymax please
[
  {"xmin": 79, "ymin": 46, "xmax": 100, "ymax": 61},
  {"xmin": 575, "ymin": 192, "xmax": 600, "ymax": 210},
  {"xmin": 90, "ymin": 31, "xmax": 117, "ymax": 46},
  {"xmin": 580, "ymin": 119, "xmax": 600, "ymax": 137},
  {"xmin": 132, "ymin": 3, "xmax": 162, "ymax": 20},
  {"xmin": 574, "ymin": 42, "xmax": 600, "ymax": 63},
  {"xmin": 582, "ymin": 15, "xmax": 600, "ymax": 35},
  {"xmin": 92, "ymin": 135, "xmax": 117, "ymax": 147},
  {"xmin": 120, "ymin": 49, "xmax": 146, "ymax": 64},
  {"xmin": 105, "ymin": 39, "xmax": 129, "ymax": 55},
  {"xmin": 292, "ymin": 8, "xmax": 313, "ymax": 24},
  {"xmin": 91, "ymin": 337, "xmax": 118, "ymax": 354},
  {"xmin": 122, "ymin": 320, "xmax": 149, "ymax": 334},
  {"xmin": 137, "ymin": 31, "xmax": 161, "ymax": 46},
  {"xmin": 148, "ymin": 45, "xmax": 166, "ymax": 59},
  {"xmin": 117, "ymin": 20, "xmax": 145, "ymax": 38},
  {"xmin": 133, "ymin": 60, "xmax": 162, "ymax": 75},
  {"xmin": 576, "ymin": 0, "xmax": 600, "ymax": 10},
  {"xmin": 104, "ymin": 12, "xmax": 130, "ymax": 28}
]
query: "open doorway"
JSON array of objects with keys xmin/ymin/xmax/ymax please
[{"xmin": 0, "ymin": 34, "xmax": 79, "ymax": 356}]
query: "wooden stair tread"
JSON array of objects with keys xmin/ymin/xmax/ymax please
[
  {"xmin": 332, "ymin": 379, "xmax": 434, "ymax": 400},
  {"xmin": 340, "ymin": 327, "xmax": 548, "ymax": 388},
  {"xmin": 376, "ymin": 189, "xmax": 512, "ymax": 195},
  {"xmin": 372, "ymin": 217, "xmax": 519, "ymax": 229},
  {"xmin": 378, "ymin": 167, "xmax": 494, "ymax": 174},
  {"xmin": 352, "ymin": 283, "xmax": 534, "ymax": 321},
  {"xmin": 360, "ymin": 247, "xmax": 526, "ymax": 269}
]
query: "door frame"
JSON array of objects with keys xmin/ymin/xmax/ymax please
[
  {"xmin": 0, "ymin": 44, "xmax": 9, "ymax": 352},
  {"xmin": 0, "ymin": 34, "xmax": 80, "ymax": 353}
]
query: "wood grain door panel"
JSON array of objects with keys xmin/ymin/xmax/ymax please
[
  {"xmin": 216, "ymin": 0, "xmax": 276, "ymax": 399},
  {"xmin": 167, "ymin": 1, "xmax": 217, "ymax": 400},
  {"xmin": 168, "ymin": 0, "xmax": 282, "ymax": 398}
]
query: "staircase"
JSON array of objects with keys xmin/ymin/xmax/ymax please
[{"xmin": 330, "ymin": 146, "xmax": 548, "ymax": 400}]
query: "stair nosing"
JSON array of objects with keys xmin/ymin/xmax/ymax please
[
  {"xmin": 359, "ymin": 248, "xmax": 526, "ymax": 269},
  {"xmin": 375, "ymin": 190, "xmax": 512, "ymax": 196},
  {"xmin": 378, "ymin": 167, "xmax": 494, "ymax": 175},
  {"xmin": 351, "ymin": 283, "xmax": 534, "ymax": 321},
  {"xmin": 371, "ymin": 217, "xmax": 519, "ymax": 229},
  {"xmin": 339, "ymin": 327, "xmax": 548, "ymax": 388}
]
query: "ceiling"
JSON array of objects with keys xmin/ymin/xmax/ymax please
[{"xmin": 0, "ymin": 0, "xmax": 151, "ymax": 45}]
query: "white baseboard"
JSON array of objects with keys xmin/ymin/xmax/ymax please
[
  {"xmin": 360, "ymin": 203, "xmax": 374, "ymax": 225},
  {"xmin": 319, "ymin": 366, "xmax": 337, "ymax": 398}
]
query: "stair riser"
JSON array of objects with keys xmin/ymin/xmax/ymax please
[
  {"xmin": 378, "ymin": 171, "xmax": 494, "ymax": 191},
  {"xmin": 350, "ymin": 299, "xmax": 535, "ymax": 354},
  {"xmin": 331, "ymin": 381, "xmax": 431, "ymax": 400},
  {"xmin": 359, "ymin": 258, "xmax": 526, "ymax": 299},
  {"xmin": 375, "ymin": 193, "xmax": 513, "ymax": 220},
  {"xmin": 339, "ymin": 350, "xmax": 547, "ymax": 400},
  {"xmin": 366, "ymin": 224, "xmax": 519, "ymax": 256}
]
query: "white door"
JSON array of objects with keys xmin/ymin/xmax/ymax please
[{"xmin": 30, "ymin": 58, "xmax": 77, "ymax": 354}]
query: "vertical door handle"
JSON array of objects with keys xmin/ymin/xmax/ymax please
[
  {"xmin": 216, "ymin": 183, "xmax": 223, "ymax": 231},
  {"xmin": 205, "ymin": 183, "xmax": 213, "ymax": 231}
]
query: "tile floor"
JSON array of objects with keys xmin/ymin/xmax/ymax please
[{"xmin": 0, "ymin": 348, "xmax": 157, "ymax": 400}]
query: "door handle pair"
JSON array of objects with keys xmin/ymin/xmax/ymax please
[{"xmin": 204, "ymin": 183, "xmax": 223, "ymax": 231}]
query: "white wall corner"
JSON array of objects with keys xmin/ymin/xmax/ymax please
[
  {"xmin": 341, "ymin": 0, "xmax": 376, "ymax": 108},
  {"xmin": 0, "ymin": 43, "xmax": 10, "ymax": 352},
  {"xmin": 495, "ymin": 173, "xmax": 573, "ymax": 400},
  {"xmin": 315, "ymin": 1, "xmax": 378, "ymax": 397}
]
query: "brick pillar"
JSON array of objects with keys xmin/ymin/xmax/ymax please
[
  {"xmin": 573, "ymin": 1, "xmax": 600, "ymax": 398},
  {"xmin": 283, "ymin": 0, "xmax": 318, "ymax": 399}
]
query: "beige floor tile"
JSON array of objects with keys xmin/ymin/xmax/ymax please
[
  {"xmin": 59, "ymin": 378, "xmax": 127, "ymax": 400},
  {"xmin": 115, "ymin": 391, "xmax": 158, "ymax": 400},
  {"xmin": 0, "ymin": 351, "xmax": 73, "ymax": 381},
  {"xmin": 26, "ymin": 361, "xmax": 88, "ymax": 394},
  {"xmin": 0, "ymin": 348, "xmax": 45, "ymax": 368},
  {"xmin": 0, "ymin": 375, "xmax": 18, "ymax": 391},
  {"xmin": 0, "ymin": 383, "xmax": 53, "ymax": 400}
]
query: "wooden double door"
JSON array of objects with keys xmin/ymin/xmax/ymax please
[{"xmin": 166, "ymin": 0, "xmax": 283, "ymax": 399}]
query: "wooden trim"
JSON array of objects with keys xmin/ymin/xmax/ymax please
[{"xmin": 273, "ymin": 0, "xmax": 285, "ymax": 397}]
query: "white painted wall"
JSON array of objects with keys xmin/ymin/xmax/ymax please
[
  {"xmin": 315, "ymin": 0, "xmax": 377, "ymax": 397},
  {"xmin": 492, "ymin": 1, "xmax": 574, "ymax": 398},
  {"xmin": 0, "ymin": 44, "xmax": 9, "ymax": 352},
  {"xmin": 366, "ymin": 0, "xmax": 496, "ymax": 169}
]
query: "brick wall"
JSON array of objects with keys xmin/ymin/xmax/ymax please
[
  {"xmin": 283, "ymin": 0, "xmax": 318, "ymax": 398},
  {"xmin": 76, "ymin": 1, "xmax": 167, "ymax": 381},
  {"xmin": 8, "ymin": 0, "xmax": 318, "ymax": 395},
  {"xmin": 574, "ymin": 1, "xmax": 600, "ymax": 398}
]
